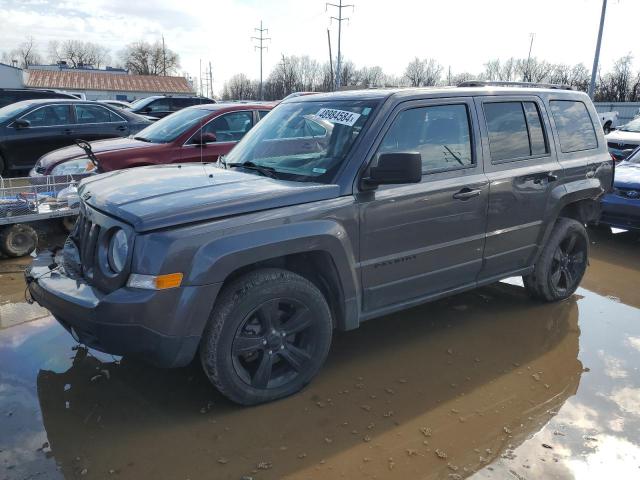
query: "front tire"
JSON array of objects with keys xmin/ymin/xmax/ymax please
[
  {"xmin": 200, "ymin": 268, "xmax": 333, "ymax": 405},
  {"xmin": 523, "ymin": 218, "xmax": 589, "ymax": 302}
]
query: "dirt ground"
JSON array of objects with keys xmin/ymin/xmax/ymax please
[{"xmin": 1, "ymin": 227, "xmax": 639, "ymax": 480}]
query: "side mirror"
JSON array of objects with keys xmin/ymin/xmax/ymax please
[
  {"xmin": 364, "ymin": 152, "xmax": 422, "ymax": 186},
  {"xmin": 14, "ymin": 118, "xmax": 31, "ymax": 129},
  {"xmin": 201, "ymin": 132, "xmax": 217, "ymax": 144}
]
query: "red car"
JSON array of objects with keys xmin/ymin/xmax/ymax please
[{"xmin": 29, "ymin": 103, "xmax": 274, "ymax": 176}]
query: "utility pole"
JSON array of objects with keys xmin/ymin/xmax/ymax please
[
  {"xmin": 209, "ymin": 61, "xmax": 213, "ymax": 99},
  {"xmin": 252, "ymin": 21, "xmax": 271, "ymax": 100},
  {"xmin": 589, "ymin": 0, "xmax": 608, "ymax": 98},
  {"xmin": 327, "ymin": 0, "xmax": 354, "ymax": 90},
  {"xmin": 279, "ymin": 54, "xmax": 288, "ymax": 96},
  {"xmin": 525, "ymin": 33, "xmax": 535, "ymax": 82},
  {"xmin": 161, "ymin": 35, "xmax": 166, "ymax": 76},
  {"xmin": 327, "ymin": 29, "xmax": 334, "ymax": 91},
  {"xmin": 199, "ymin": 59, "xmax": 202, "ymax": 97}
]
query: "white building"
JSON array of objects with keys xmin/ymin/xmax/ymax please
[{"xmin": 0, "ymin": 62, "xmax": 26, "ymax": 89}]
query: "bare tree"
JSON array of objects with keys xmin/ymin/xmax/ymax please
[
  {"xmin": 595, "ymin": 55, "xmax": 633, "ymax": 102},
  {"xmin": 6, "ymin": 36, "xmax": 43, "ymax": 68},
  {"xmin": 49, "ymin": 40, "xmax": 110, "ymax": 68},
  {"xmin": 120, "ymin": 40, "xmax": 180, "ymax": 75},
  {"xmin": 359, "ymin": 66, "xmax": 384, "ymax": 87},
  {"xmin": 403, "ymin": 57, "xmax": 442, "ymax": 87},
  {"xmin": 482, "ymin": 58, "xmax": 517, "ymax": 81},
  {"xmin": 222, "ymin": 73, "xmax": 256, "ymax": 100}
]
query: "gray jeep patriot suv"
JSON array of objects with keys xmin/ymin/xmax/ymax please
[{"xmin": 27, "ymin": 82, "xmax": 613, "ymax": 405}]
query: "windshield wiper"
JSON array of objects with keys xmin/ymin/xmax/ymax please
[
  {"xmin": 133, "ymin": 136, "xmax": 152, "ymax": 142},
  {"xmin": 229, "ymin": 161, "xmax": 278, "ymax": 178}
]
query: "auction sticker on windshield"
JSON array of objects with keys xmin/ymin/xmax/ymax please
[{"xmin": 316, "ymin": 108, "xmax": 361, "ymax": 126}]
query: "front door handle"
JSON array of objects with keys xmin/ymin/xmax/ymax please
[
  {"xmin": 453, "ymin": 188, "xmax": 482, "ymax": 200},
  {"xmin": 63, "ymin": 128, "xmax": 73, "ymax": 135},
  {"xmin": 116, "ymin": 125, "xmax": 127, "ymax": 132}
]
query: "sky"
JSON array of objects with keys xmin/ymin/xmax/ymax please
[{"xmin": 0, "ymin": 0, "xmax": 638, "ymax": 95}]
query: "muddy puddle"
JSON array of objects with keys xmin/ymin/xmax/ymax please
[{"xmin": 0, "ymin": 228, "xmax": 639, "ymax": 479}]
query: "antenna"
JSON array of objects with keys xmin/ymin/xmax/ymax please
[{"xmin": 252, "ymin": 21, "xmax": 271, "ymax": 100}]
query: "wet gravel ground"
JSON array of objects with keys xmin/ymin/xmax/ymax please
[{"xmin": 1, "ymin": 227, "xmax": 639, "ymax": 480}]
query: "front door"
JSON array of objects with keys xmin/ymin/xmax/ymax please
[
  {"xmin": 474, "ymin": 96, "xmax": 563, "ymax": 280},
  {"xmin": 181, "ymin": 110, "xmax": 255, "ymax": 163},
  {"xmin": 358, "ymin": 98, "xmax": 488, "ymax": 312}
]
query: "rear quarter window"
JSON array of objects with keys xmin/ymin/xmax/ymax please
[{"xmin": 549, "ymin": 100, "xmax": 598, "ymax": 153}]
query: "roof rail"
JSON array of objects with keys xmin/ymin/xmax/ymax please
[{"xmin": 457, "ymin": 81, "xmax": 574, "ymax": 91}]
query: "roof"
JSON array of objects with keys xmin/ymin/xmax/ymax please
[
  {"xmin": 25, "ymin": 69, "xmax": 193, "ymax": 94},
  {"xmin": 0, "ymin": 62, "xmax": 23, "ymax": 71},
  {"xmin": 288, "ymin": 85, "xmax": 588, "ymax": 103}
]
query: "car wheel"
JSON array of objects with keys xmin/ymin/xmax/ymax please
[
  {"xmin": 200, "ymin": 268, "xmax": 333, "ymax": 405},
  {"xmin": 523, "ymin": 218, "xmax": 589, "ymax": 302},
  {"xmin": 0, "ymin": 224, "xmax": 38, "ymax": 257}
]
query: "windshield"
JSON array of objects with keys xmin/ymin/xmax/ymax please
[
  {"xmin": 225, "ymin": 100, "xmax": 378, "ymax": 182},
  {"xmin": 0, "ymin": 102, "xmax": 31, "ymax": 123},
  {"xmin": 625, "ymin": 147, "xmax": 640, "ymax": 164},
  {"xmin": 133, "ymin": 107, "xmax": 211, "ymax": 143},
  {"xmin": 617, "ymin": 118, "xmax": 640, "ymax": 133}
]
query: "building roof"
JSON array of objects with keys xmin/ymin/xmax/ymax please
[{"xmin": 25, "ymin": 69, "xmax": 193, "ymax": 94}]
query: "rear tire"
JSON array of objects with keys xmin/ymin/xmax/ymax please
[
  {"xmin": 523, "ymin": 218, "xmax": 589, "ymax": 302},
  {"xmin": 200, "ymin": 268, "xmax": 333, "ymax": 405},
  {"xmin": 0, "ymin": 224, "xmax": 38, "ymax": 257}
]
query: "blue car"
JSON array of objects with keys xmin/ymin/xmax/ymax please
[{"xmin": 600, "ymin": 147, "xmax": 640, "ymax": 230}]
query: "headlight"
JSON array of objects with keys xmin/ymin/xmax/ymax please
[
  {"xmin": 108, "ymin": 229, "xmax": 129, "ymax": 273},
  {"xmin": 50, "ymin": 158, "xmax": 97, "ymax": 176}
]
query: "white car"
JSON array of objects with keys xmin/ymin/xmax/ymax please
[{"xmin": 605, "ymin": 117, "xmax": 640, "ymax": 161}]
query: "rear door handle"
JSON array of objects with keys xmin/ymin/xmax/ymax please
[
  {"xmin": 453, "ymin": 188, "xmax": 482, "ymax": 200},
  {"xmin": 63, "ymin": 128, "xmax": 73, "ymax": 135},
  {"xmin": 116, "ymin": 125, "xmax": 127, "ymax": 132}
]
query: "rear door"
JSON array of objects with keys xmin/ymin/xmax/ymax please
[
  {"xmin": 147, "ymin": 98, "xmax": 173, "ymax": 119},
  {"xmin": 474, "ymin": 95, "xmax": 563, "ymax": 280},
  {"xmin": 358, "ymin": 98, "xmax": 489, "ymax": 312},
  {"xmin": 5, "ymin": 104, "xmax": 75, "ymax": 169},
  {"xmin": 73, "ymin": 104, "xmax": 128, "ymax": 140},
  {"xmin": 181, "ymin": 110, "xmax": 255, "ymax": 163}
]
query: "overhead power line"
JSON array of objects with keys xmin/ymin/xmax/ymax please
[
  {"xmin": 252, "ymin": 21, "xmax": 271, "ymax": 100},
  {"xmin": 326, "ymin": 0, "xmax": 354, "ymax": 90}
]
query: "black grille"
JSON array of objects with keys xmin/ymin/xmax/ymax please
[{"xmin": 72, "ymin": 210, "xmax": 101, "ymax": 279}]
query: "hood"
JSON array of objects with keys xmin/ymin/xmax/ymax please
[
  {"xmin": 38, "ymin": 137, "xmax": 158, "ymax": 169},
  {"xmin": 79, "ymin": 164, "xmax": 340, "ymax": 232},
  {"xmin": 605, "ymin": 130, "xmax": 640, "ymax": 144},
  {"xmin": 613, "ymin": 162, "xmax": 640, "ymax": 190}
]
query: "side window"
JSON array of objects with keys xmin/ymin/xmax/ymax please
[
  {"xmin": 484, "ymin": 101, "xmax": 549, "ymax": 162},
  {"xmin": 172, "ymin": 98, "xmax": 192, "ymax": 110},
  {"xmin": 75, "ymin": 104, "xmax": 114, "ymax": 124},
  {"xmin": 258, "ymin": 110, "xmax": 271, "ymax": 120},
  {"xmin": 549, "ymin": 100, "xmax": 598, "ymax": 153},
  {"xmin": 378, "ymin": 104, "xmax": 473, "ymax": 173},
  {"xmin": 149, "ymin": 99, "xmax": 171, "ymax": 112},
  {"xmin": 202, "ymin": 111, "xmax": 253, "ymax": 142},
  {"xmin": 21, "ymin": 105, "xmax": 71, "ymax": 127}
]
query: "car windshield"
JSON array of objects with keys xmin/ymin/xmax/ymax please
[
  {"xmin": 617, "ymin": 118, "xmax": 640, "ymax": 133},
  {"xmin": 225, "ymin": 100, "xmax": 378, "ymax": 182},
  {"xmin": 129, "ymin": 97, "xmax": 156, "ymax": 110},
  {"xmin": 625, "ymin": 148, "xmax": 640, "ymax": 164},
  {"xmin": 133, "ymin": 107, "xmax": 211, "ymax": 143},
  {"xmin": 0, "ymin": 101, "xmax": 30, "ymax": 123}
]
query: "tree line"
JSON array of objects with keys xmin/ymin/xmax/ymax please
[
  {"xmin": 222, "ymin": 54, "xmax": 640, "ymax": 103},
  {"xmin": 0, "ymin": 36, "xmax": 181, "ymax": 76}
]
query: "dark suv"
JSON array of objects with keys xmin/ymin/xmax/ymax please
[
  {"xmin": 129, "ymin": 95, "xmax": 216, "ymax": 120},
  {"xmin": 0, "ymin": 88, "xmax": 77, "ymax": 108},
  {"xmin": 27, "ymin": 83, "xmax": 613, "ymax": 405}
]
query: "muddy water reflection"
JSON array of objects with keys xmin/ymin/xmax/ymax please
[
  {"xmin": 0, "ymin": 228, "xmax": 638, "ymax": 480},
  {"xmin": 17, "ymin": 283, "xmax": 580, "ymax": 480}
]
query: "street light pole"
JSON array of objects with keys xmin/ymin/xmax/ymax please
[{"xmin": 589, "ymin": 0, "xmax": 608, "ymax": 98}]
